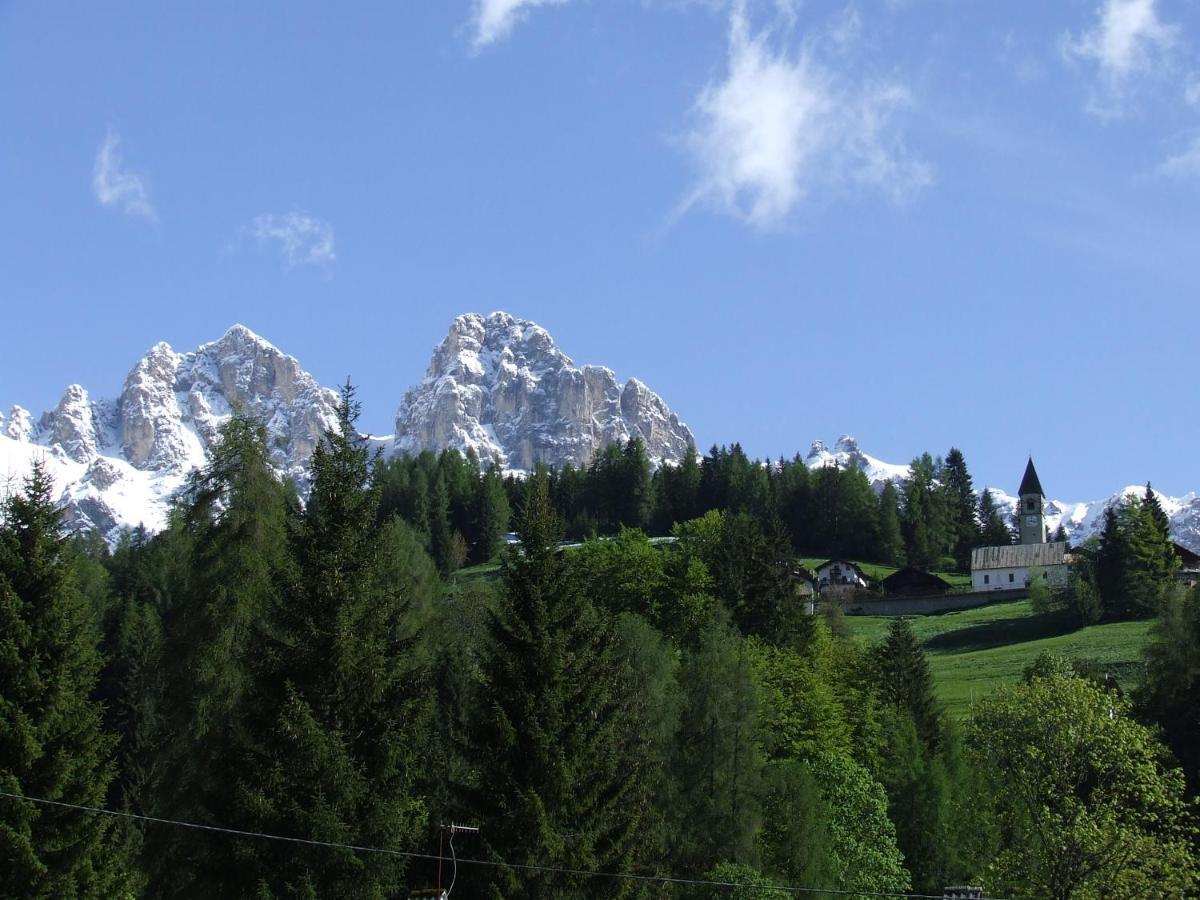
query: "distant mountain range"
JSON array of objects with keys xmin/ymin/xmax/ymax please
[
  {"xmin": 804, "ymin": 435, "xmax": 1200, "ymax": 553},
  {"xmin": 2, "ymin": 314, "xmax": 1196, "ymax": 551},
  {"xmin": 0, "ymin": 314, "xmax": 693, "ymax": 542}
]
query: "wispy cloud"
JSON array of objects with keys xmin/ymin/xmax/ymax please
[
  {"xmin": 92, "ymin": 130, "xmax": 156, "ymax": 222},
  {"xmin": 247, "ymin": 212, "xmax": 336, "ymax": 269},
  {"xmin": 675, "ymin": 1, "xmax": 929, "ymax": 228},
  {"xmin": 1062, "ymin": 0, "xmax": 1177, "ymax": 118},
  {"xmin": 470, "ymin": 0, "xmax": 568, "ymax": 48},
  {"xmin": 1159, "ymin": 135, "xmax": 1200, "ymax": 178}
]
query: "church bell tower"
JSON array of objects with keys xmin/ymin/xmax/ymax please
[{"xmin": 1018, "ymin": 458, "xmax": 1046, "ymax": 545}]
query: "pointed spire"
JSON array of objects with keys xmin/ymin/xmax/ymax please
[{"xmin": 1018, "ymin": 457, "xmax": 1044, "ymax": 497}]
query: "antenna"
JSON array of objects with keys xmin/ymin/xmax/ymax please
[{"xmin": 440, "ymin": 823, "xmax": 480, "ymax": 898}]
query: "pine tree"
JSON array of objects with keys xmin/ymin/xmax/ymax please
[
  {"xmin": 0, "ymin": 462, "xmax": 138, "ymax": 897},
  {"xmin": 472, "ymin": 463, "xmax": 511, "ymax": 564},
  {"xmin": 138, "ymin": 413, "xmax": 296, "ymax": 894},
  {"xmin": 462, "ymin": 474, "xmax": 654, "ymax": 898},
  {"xmin": 236, "ymin": 385, "xmax": 433, "ymax": 897},
  {"xmin": 876, "ymin": 482, "xmax": 905, "ymax": 566},
  {"xmin": 669, "ymin": 615, "xmax": 763, "ymax": 874},
  {"xmin": 977, "ymin": 489, "xmax": 1012, "ymax": 548},
  {"xmin": 873, "ymin": 618, "xmax": 941, "ymax": 750},
  {"xmin": 940, "ymin": 448, "xmax": 979, "ymax": 572}
]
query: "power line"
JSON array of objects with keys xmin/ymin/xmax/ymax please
[{"xmin": 0, "ymin": 790, "xmax": 998, "ymax": 899}]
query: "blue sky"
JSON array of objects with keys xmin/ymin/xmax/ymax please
[{"xmin": 2, "ymin": 0, "xmax": 1198, "ymax": 500}]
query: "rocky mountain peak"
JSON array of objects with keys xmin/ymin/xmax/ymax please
[
  {"xmin": 3, "ymin": 405, "xmax": 35, "ymax": 442},
  {"xmin": 39, "ymin": 384, "xmax": 105, "ymax": 464},
  {"xmin": 393, "ymin": 311, "xmax": 694, "ymax": 471}
]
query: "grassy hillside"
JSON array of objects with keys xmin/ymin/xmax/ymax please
[{"xmin": 846, "ymin": 600, "xmax": 1156, "ymax": 719}]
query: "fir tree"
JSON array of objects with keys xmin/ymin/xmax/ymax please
[
  {"xmin": 236, "ymin": 384, "xmax": 433, "ymax": 897},
  {"xmin": 940, "ymin": 448, "xmax": 978, "ymax": 572},
  {"xmin": 876, "ymin": 482, "xmax": 905, "ymax": 566},
  {"xmin": 669, "ymin": 614, "xmax": 763, "ymax": 874},
  {"xmin": 0, "ymin": 462, "xmax": 139, "ymax": 897},
  {"xmin": 873, "ymin": 618, "xmax": 941, "ymax": 750},
  {"xmin": 138, "ymin": 412, "xmax": 296, "ymax": 894},
  {"xmin": 471, "ymin": 463, "xmax": 511, "ymax": 564},
  {"xmin": 462, "ymin": 474, "xmax": 653, "ymax": 898},
  {"xmin": 977, "ymin": 488, "xmax": 1012, "ymax": 548}
]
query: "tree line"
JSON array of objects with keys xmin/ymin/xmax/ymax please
[
  {"xmin": 2, "ymin": 399, "xmax": 1198, "ymax": 897},
  {"xmin": 377, "ymin": 440, "xmax": 1026, "ymax": 578}
]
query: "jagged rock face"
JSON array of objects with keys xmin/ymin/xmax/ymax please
[
  {"xmin": 393, "ymin": 312, "xmax": 694, "ymax": 470},
  {"xmin": 38, "ymin": 385, "xmax": 106, "ymax": 464},
  {"xmin": 3, "ymin": 405, "xmax": 35, "ymax": 442},
  {"xmin": 117, "ymin": 325, "xmax": 340, "ymax": 481},
  {"xmin": 1, "ymin": 325, "xmax": 340, "ymax": 543}
]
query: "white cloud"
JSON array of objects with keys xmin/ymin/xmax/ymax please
[
  {"xmin": 470, "ymin": 0, "xmax": 568, "ymax": 48},
  {"xmin": 1185, "ymin": 75, "xmax": 1200, "ymax": 107},
  {"xmin": 1062, "ymin": 0, "xmax": 1177, "ymax": 117},
  {"xmin": 676, "ymin": 1, "xmax": 929, "ymax": 228},
  {"xmin": 1159, "ymin": 136, "xmax": 1200, "ymax": 178},
  {"xmin": 248, "ymin": 212, "xmax": 336, "ymax": 269},
  {"xmin": 92, "ymin": 130, "xmax": 156, "ymax": 222}
]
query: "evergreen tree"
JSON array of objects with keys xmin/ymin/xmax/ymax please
[
  {"xmin": 901, "ymin": 454, "xmax": 948, "ymax": 569},
  {"xmin": 462, "ymin": 474, "xmax": 654, "ymax": 898},
  {"xmin": 1138, "ymin": 585, "xmax": 1200, "ymax": 793},
  {"xmin": 237, "ymin": 385, "xmax": 433, "ymax": 897},
  {"xmin": 1096, "ymin": 495, "xmax": 1176, "ymax": 620},
  {"xmin": 138, "ymin": 413, "xmax": 296, "ymax": 894},
  {"xmin": 0, "ymin": 462, "xmax": 139, "ymax": 897},
  {"xmin": 875, "ymin": 482, "xmax": 905, "ymax": 566},
  {"xmin": 977, "ymin": 488, "xmax": 1012, "ymax": 548},
  {"xmin": 872, "ymin": 618, "xmax": 941, "ymax": 750},
  {"xmin": 669, "ymin": 614, "xmax": 763, "ymax": 874},
  {"xmin": 429, "ymin": 472, "xmax": 457, "ymax": 576},
  {"xmin": 471, "ymin": 463, "xmax": 511, "ymax": 564},
  {"xmin": 940, "ymin": 448, "xmax": 978, "ymax": 572}
]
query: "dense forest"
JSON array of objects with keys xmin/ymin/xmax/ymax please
[{"xmin": 2, "ymin": 390, "xmax": 1197, "ymax": 898}]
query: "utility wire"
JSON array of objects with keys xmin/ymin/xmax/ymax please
[{"xmin": 0, "ymin": 790, "xmax": 998, "ymax": 899}]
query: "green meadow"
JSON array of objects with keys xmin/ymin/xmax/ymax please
[{"xmin": 846, "ymin": 600, "xmax": 1156, "ymax": 718}]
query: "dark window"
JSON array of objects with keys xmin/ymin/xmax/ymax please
[
  {"xmin": 1026, "ymin": 499, "xmax": 1036, "ymax": 511},
  {"xmin": 1009, "ymin": 573, "xmax": 1015, "ymax": 583},
  {"xmin": 984, "ymin": 575, "xmax": 990, "ymax": 585}
]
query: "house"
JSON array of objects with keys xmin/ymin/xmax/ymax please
[
  {"xmin": 792, "ymin": 567, "xmax": 818, "ymax": 599},
  {"xmin": 881, "ymin": 566, "xmax": 953, "ymax": 597},
  {"xmin": 970, "ymin": 542, "xmax": 1069, "ymax": 592},
  {"xmin": 1174, "ymin": 542, "xmax": 1200, "ymax": 587},
  {"xmin": 815, "ymin": 559, "xmax": 869, "ymax": 593}
]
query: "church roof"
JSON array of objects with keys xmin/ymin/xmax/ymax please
[
  {"xmin": 1018, "ymin": 458, "xmax": 1044, "ymax": 497},
  {"xmin": 971, "ymin": 542, "xmax": 1067, "ymax": 571}
]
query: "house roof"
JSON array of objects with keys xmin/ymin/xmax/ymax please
[
  {"xmin": 815, "ymin": 559, "xmax": 867, "ymax": 578},
  {"xmin": 971, "ymin": 542, "xmax": 1067, "ymax": 571},
  {"xmin": 881, "ymin": 566, "xmax": 953, "ymax": 590},
  {"xmin": 1018, "ymin": 458, "xmax": 1044, "ymax": 497},
  {"xmin": 1173, "ymin": 542, "xmax": 1200, "ymax": 569}
]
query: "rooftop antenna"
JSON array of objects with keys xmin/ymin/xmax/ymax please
[{"xmin": 439, "ymin": 823, "xmax": 479, "ymax": 898}]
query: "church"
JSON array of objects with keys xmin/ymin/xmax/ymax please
[{"xmin": 970, "ymin": 459, "xmax": 1071, "ymax": 593}]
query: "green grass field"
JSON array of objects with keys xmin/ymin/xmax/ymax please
[{"xmin": 846, "ymin": 600, "xmax": 1157, "ymax": 718}]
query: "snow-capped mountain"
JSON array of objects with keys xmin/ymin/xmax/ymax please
[
  {"xmin": 804, "ymin": 435, "xmax": 910, "ymax": 489},
  {"xmin": 391, "ymin": 312, "xmax": 695, "ymax": 471},
  {"xmin": 803, "ymin": 436, "xmax": 1199, "ymax": 552},
  {"xmin": 0, "ymin": 325, "xmax": 340, "ymax": 541}
]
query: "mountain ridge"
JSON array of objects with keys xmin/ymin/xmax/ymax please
[{"xmin": 2, "ymin": 317, "xmax": 1196, "ymax": 552}]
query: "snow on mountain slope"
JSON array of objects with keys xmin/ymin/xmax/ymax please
[
  {"xmin": 1, "ymin": 325, "xmax": 340, "ymax": 542},
  {"xmin": 804, "ymin": 435, "xmax": 910, "ymax": 488},
  {"xmin": 803, "ymin": 436, "xmax": 1199, "ymax": 552},
  {"xmin": 392, "ymin": 312, "xmax": 695, "ymax": 470}
]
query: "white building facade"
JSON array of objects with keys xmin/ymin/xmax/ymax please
[{"xmin": 970, "ymin": 542, "xmax": 1070, "ymax": 592}]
